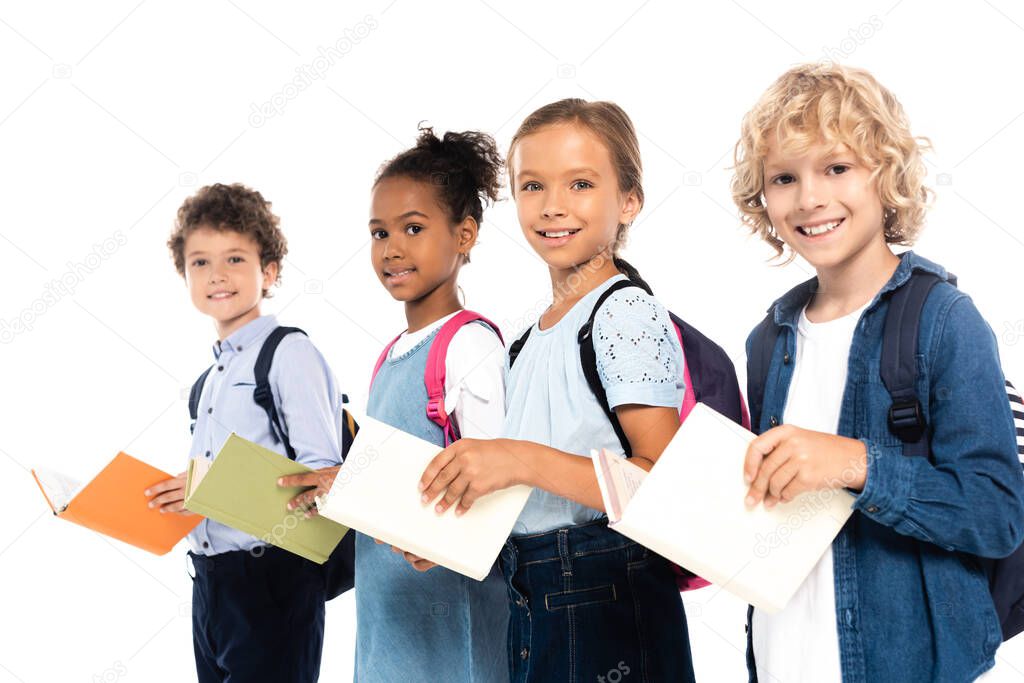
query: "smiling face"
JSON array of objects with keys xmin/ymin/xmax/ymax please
[
  {"xmin": 183, "ymin": 226, "xmax": 278, "ymax": 339},
  {"xmin": 510, "ymin": 123, "xmax": 640, "ymax": 273},
  {"xmin": 369, "ymin": 175, "xmax": 475, "ymax": 308},
  {"xmin": 762, "ymin": 140, "xmax": 891, "ymax": 276}
]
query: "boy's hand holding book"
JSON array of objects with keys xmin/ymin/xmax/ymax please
[
  {"xmin": 278, "ymin": 466, "xmax": 340, "ymax": 518},
  {"xmin": 144, "ymin": 471, "xmax": 195, "ymax": 515},
  {"xmin": 743, "ymin": 425, "xmax": 868, "ymax": 509}
]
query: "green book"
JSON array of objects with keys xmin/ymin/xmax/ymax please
[{"xmin": 184, "ymin": 433, "xmax": 348, "ymax": 564}]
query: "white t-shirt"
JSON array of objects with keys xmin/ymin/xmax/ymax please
[
  {"xmin": 388, "ymin": 311, "xmax": 506, "ymax": 439},
  {"xmin": 752, "ymin": 302, "xmax": 866, "ymax": 683}
]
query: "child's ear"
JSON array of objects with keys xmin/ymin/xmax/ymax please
[
  {"xmin": 618, "ymin": 190, "xmax": 642, "ymax": 227},
  {"xmin": 457, "ymin": 217, "xmax": 479, "ymax": 259},
  {"xmin": 263, "ymin": 261, "xmax": 280, "ymax": 290}
]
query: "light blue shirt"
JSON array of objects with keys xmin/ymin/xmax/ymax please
[
  {"xmin": 503, "ymin": 274, "xmax": 685, "ymax": 535},
  {"xmin": 187, "ymin": 314, "xmax": 344, "ymax": 555}
]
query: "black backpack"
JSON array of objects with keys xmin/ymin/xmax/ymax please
[
  {"xmin": 509, "ymin": 269, "xmax": 748, "ymax": 459},
  {"xmin": 188, "ymin": 326, "xmax": 357, "ymax": 599},
  {"xmin": 747, "ymin": 270, "xmax": 1024, "ymax": 641}
]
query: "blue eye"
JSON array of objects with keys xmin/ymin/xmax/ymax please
[
  {"xmin": 571, "ymin": 180, "xmax": 593, "ymax": 190},
  {"xmin": 521, "ymin": 181, "xmax": 542, "ymax": 192}
]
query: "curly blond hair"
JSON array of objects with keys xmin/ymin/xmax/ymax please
[{"xmin": 731, "ymin": 64, "xmax": 932, "ymax": 257}]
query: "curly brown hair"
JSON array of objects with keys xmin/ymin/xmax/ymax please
[{"xmin": 168, "ymin": 183, "xmax": 287, "ymax": 297}]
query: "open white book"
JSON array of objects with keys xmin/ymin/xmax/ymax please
[
  {"xmin": 315, "ymin": 415, "xmax": 533, "ymax": 581},
  {"xmin": 593, "ymin": 403, "xmax": 855, "ymax": 613},
  {"xmin": 32, "ymin": 467, "xmax": 84, "ymax": 513}
]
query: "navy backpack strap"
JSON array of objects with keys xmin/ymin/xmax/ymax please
[
  {"xmin": 578, "ymin": 279, "xmax": 643, "ymax": 457},
  {"xmin": 508, "ymin": 327, "xmax": 533, "ymax": 369},
  {"xmin": 253, "ymin": 326, "xmax": 307, "ymax": 460},
  {"xmin": 879, "ymin": 272, "xmax": 944, "ymax": 457},
  {"xmin": 747, "ymin": 310, "xmax": 782, "ymax": 435},
  {"xmin": 188, "ymin": 365, "xmax": 214, "ymax": 434},
  {"xmin": 670, "ymin": 312, "xmax": 745, "ymax": 427}
]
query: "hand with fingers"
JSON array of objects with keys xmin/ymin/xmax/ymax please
[
  {"xmin": 277, "ymin": 466, "xmax": 341, "ymax": 518},
  {"xmin": 374, "ymin": 538, "xmax": 438, "ymax": 572},
  {"xmin": 419, "ymin": 438, "xmax": 526, "ymax": 517},
  {"xmin": 144, "ymin": 472, "xmax": 194, "ymax": 515},
  {"xmin": 743, "ymin": 424, "xmax": 868, "ymax": 509}
]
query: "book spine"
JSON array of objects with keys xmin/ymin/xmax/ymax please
[{"xmin": 183, "ymin": 499, "xmax": 326, "ymax": 564}]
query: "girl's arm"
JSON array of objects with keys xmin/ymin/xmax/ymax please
[
  {"xmin": 421, "ymin": 405, "xmax": 681, "ymax": 515},
  {"xmin": 422, "ymin": 289, "xmax": 687, "ymax": 515}
]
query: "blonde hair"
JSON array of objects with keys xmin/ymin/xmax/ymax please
[
  {"xmin": 731, "ymin": 64, "xmax": 932, "ymax": 257},
  {"xmin": 507, "ymin": 98, "xmax": 643, "ymax": 253}
]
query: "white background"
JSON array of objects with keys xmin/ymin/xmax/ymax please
[{"xmin": 2, "ymin": 1, "xmax": 1023, "ymax": 681}]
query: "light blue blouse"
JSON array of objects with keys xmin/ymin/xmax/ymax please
[{"xmin": 503, "ymin": 274, "xmax": 685, "ymax": 535}]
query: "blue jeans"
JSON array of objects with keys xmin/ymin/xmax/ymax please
[{"xmin": 500, "ymin": 519, "xmax": 695, "ymax": 683}]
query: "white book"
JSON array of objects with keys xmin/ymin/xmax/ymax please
[
  {"xmin": 593, "ymin": 403, "xmax": 855, "ymax": 613},
  {"xmin": 316, "ymin": 415, "xmax": 533, "ymax": 581}
]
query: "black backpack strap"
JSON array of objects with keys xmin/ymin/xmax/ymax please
[
  {"xmin": 746, "ymin": 311, "xmax": 782, "ymax": 435},
  {"xmin": 880, "ymin": 272, "xmax": 945, "ymax": 458},
  {"xmin": 578, "ymin": 279, "xmax": 644, "ymax": 457},
  {"xmin": 253, "ymin": 326, "xmax": 307, "ymax": 461},
  {"xmin": 188, "ymin": 365, "xmax": 214, "ymax": 435},
  {"xmin": 508, "ymin": 327, "xmax": 533, "ymax": 369}
]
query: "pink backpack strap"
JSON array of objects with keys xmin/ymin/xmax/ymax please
[
  {"xmin": 370, "ymin": 333, "xmax": 404, "ymax": 390},
  {"xmin": 425, "ymin": 310, "xmax": 504, "ymax": 446}
]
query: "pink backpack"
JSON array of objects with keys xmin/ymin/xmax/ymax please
[{"xmin": 371, "ymin": 310, "xmax": 503, "ymax": 446}]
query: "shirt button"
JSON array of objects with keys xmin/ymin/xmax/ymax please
[
  {"xmin": 516, "ymin": 597, "xmax": 526, "ymax": 607},
  {"xmin": 520, "ymin": 648, "xmax": 529, "ymax": 660},
  {"xmin": 205, "ymin": 450, "xmax": 212, "ymax": 458},
  {"xmin": 207, "ymin": 407, "xmax": 213, "ymax": 414},
  {"xmin": 217, "ymin": 365, "xmax": 224, "ymax": 372},
  {"xmin": 202, "ymin": 541, "xmax": 209, "ymax": 549},
  {"xmin": 769, "ymin": 415, "xmax": 779, "ymax": 427},
  {"xmin": 867, "ymin": 505, "xmax": 879, "ymax": 513},
  {"xmin": 783, "ymin": 353, "xmax": 791, "ymax": 365}
]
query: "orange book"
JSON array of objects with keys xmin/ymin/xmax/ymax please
[{"xmin": 31, "ymin": 452, "xmax": 202, "ymax": 555}]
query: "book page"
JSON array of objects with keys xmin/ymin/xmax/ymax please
[
  {"xmin": 592, "ymin": 448, "xmax": 648, "ymax": 523},
  {"xmin": 186, "ymin": 455, "xmax": 212, "ymax": 499},
  {"xmin": 31, "ymin": 467, "xmax": 84, "ymax": 513}
]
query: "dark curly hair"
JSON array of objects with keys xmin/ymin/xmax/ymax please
[
  {"xmin": 375, "ymin": 125, "xmax": 503, "ymax": 261},
  {"xmin": 168, "ymin": 183, "xmax": 287, "ymax": 297}
]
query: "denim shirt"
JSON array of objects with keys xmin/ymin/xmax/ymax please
[{"xmin": 745, "ymin": 252, "xmax": 1024, "ymax": 683}]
